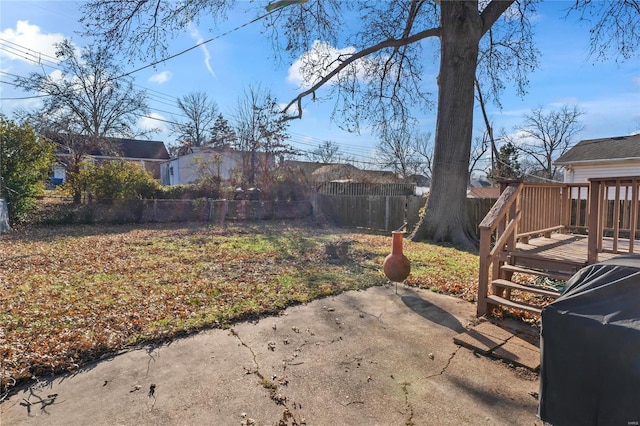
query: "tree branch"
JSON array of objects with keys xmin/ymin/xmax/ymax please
[
  {"xmin": 282, "ymin": 26, "xmax": 441, "ymax": 120},
  {"xmin": 480, "ymin": 1, "xmax": 516, "ymax": 35}
]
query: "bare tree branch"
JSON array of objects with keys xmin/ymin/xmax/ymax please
[{"xmin": 282, "ymin": 27, "xmax": 441, "ymax": 120}]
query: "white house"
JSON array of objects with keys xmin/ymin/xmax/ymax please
[
  {"xmin": 161, "ymin": 147, "xmax": 262, "ymax": 186},
  {"xmin": 555, "ymin": 134, "xmax": 640, "ymax": 182},
  {"xmin": 555, "ymin": 134, "xmax": 640, "ymax": 199}
]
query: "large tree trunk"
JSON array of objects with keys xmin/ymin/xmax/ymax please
[{"xmin": 411, "ymin": 1, "xmax": 482, "ymax": 249}]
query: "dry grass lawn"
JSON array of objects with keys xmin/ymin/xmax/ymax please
[{"xmin": 0, "ymin": 220, "xmax": 480, "ymax": 398}]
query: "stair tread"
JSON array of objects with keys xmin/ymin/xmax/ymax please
[
  {"xmin": 492, "ymin": 279, "xmax": 561, "ymax": 299},
  {"xmin": 500, "ymin": 264, "xmax": 573, "ymax": 281},
  {"xmin": 509, "ymin": 250, "xmax": 586, "ymax": 267},
  {"xmin": 486, "ymin": 294, "xmax": 542, "ymax": 315}
]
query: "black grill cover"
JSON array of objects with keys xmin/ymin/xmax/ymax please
[{"xmin": 539, "ymin": 255, "xmax": 640, "ymax": 425}]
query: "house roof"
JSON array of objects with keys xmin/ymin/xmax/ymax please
[
  {"xmin": 91, "ymin": 138, "xmax": 170, "ymax": 160},
  {"xmin": 51, "ymin": 134, "xmax": 169, "ymax": 160},
  {"xmin": 467, "ymin": 187, "xmax": 500, "ymax": 199},
  {"xmin": 555, "ymin": 134, "xmax": 640, "ymax": 165},
  {"xmin": 284, "ymin": 160, "xmax": 330, "ymax": 176},
  {"xmin": 311, "ymin": 163, "xmax": 361, "ymax": 181}
]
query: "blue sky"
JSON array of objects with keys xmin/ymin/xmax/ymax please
[{"xmin": 1, "ymin": 1, "xmax": 638, "ymax": 171}]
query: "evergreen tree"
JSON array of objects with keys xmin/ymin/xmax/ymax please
[
  {"xmin": 210, "ymin": 114, "xmax": 237, "ymax": 149},
  {"xmin": 488, "ymin": 142, "xmax": 522, "ymax": 182}
]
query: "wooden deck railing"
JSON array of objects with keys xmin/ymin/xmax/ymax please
[
  {"xmin": 477, "ymin": 177, "xmax": 640, "ymax": 316},
  {"xmin": 477, "ymin": 182, "xmax": 523, "ymax": 316},
  {"xmin": 587, "ymin": 177, "xmax": 640, "ymax": 262}
]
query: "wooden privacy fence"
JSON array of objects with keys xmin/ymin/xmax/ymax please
[
  {"xmin": 314, "ymin": 194, "xmax": 425, "ymax": 232},
  {"xmin": 35, "ymin": 193, "xmax": 499, "ymax": 235},
  {"xmin": 315, "ymin": 194, "xmax": 495, "ymax": 235},
  {"xmin": 316, "ymin": 182, "xmax": 416, "ymax": 196},
  {"xmin": 37, "ymin": 198, "xmax": 313, "ymax": 224}
]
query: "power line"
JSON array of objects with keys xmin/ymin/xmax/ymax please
[
  {"xmin": 0, "ymin": 18, "xmax": 385, "ymax": 164},
  {"xmin": 114, "ymin": 9, "xmax": 277, "ymax": 80}
]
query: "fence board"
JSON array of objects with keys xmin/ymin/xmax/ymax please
[
  {"xmin": 316, "ymin": 182, "xmax": 415, "ymax": 196},
  {"xmin": 317, "ymin": 194, "xmax": 494, "ymax": 236}
]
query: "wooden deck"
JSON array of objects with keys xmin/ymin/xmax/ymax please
[
  {"xmin": 514, "ymin": 233, "xmax": 640, "ymax": 271},
  {"xmin": 477, "ymin": 178, "xmax": 640, "ymax": 316}
]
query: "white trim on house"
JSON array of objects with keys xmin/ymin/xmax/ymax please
[
  {"xmin": 556, "ymin": 157, "xmax": 640, "ymax": 167},
  {"xmin": 562, "ymin": 163, "xmax": 640, "ymax": 183}
]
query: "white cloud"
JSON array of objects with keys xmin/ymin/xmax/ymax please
[
  {"xmin": 138, "ymin": 113, "xmax": 169, "ymax": 135},
  {"xmin": 188, "ymin": 25, "xmax": 216, "ymax": 79},
  {"xmin": 0, "ymin": 20, "xmax": 66, "ymax": 65},
  {"xmin": 287, "ymin": 40, "xmax": 370, "ymax": 89},
  {"xmin": 149, "ymin": 71, "xmax": 172, "ymax": 85}
]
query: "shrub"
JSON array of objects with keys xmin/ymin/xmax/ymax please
[
  {"xmin": 0, "ymin": 116, "xmax": 54, "ymax": 223},
  {"xmin": 71, "ymin": 161, "xmax": 160, "ymax": 202},
  {"xmin": 155, "ymin": 184, "xmax": 220, "ymax": 200}
]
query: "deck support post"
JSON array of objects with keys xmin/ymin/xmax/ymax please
[
  {"xmin": 477, "ymin": 227, "xmax": 492, "ymax": 316},
  {"xmin": 587, "ymin": 179, "xmax": 600, "ymax": 264}
]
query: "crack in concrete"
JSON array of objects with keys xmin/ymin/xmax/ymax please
[
  {"xmin": 145, "ymin": 347, "xmax": 159, "ymax": 378},
  {"xmin": 229, "ymin": 328, "xmax": 261, "ymax": 378},
  {"xmin": 425, "ymin": 346, "xmax": 461, "ymax": 379},
  {"xmin": 401, "ymin": 381, "xmax": 415, "ymax": 426},
  {"xmin": 230, "ymin": 328, "xmax": 306, "ymax": 426}
]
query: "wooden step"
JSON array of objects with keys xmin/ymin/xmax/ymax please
[
  {"xmin": 485, "ymin": 294, "xmax": 542, "ymax": 315},
  {"xmin": 491, "ymin": 279, "xmax": 562, "ymax": 299},
  {"xmin": 500, "ymin": 264, "xmax": 573, "ymax": 282},
  {"xmin": 508, "ymin": 251, "xmax": 585, "ymax": 275}
]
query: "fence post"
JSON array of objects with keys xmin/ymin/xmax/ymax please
[
  {"xmin": 368, "ymin": 196, "xmax": 374, "ymax": 229},
  {"xmin": 0, "ymin": 198, "xmax": 10, "ymax": 233},
  {"xmin": 385, "ymin": 196, "xmax": 390, "ymax": 231}
]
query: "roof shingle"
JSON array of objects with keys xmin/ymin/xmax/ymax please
[{"xmin": 555, "ymin": 134, "xmax": 640, "ymax": 165}]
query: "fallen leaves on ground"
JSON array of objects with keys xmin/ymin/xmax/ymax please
[{"xmin": 0, "ymin": 221, "xmax": 479, "ymax": 396}]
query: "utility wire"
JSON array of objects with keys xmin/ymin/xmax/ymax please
[{"xmin": 114, "ymin": 9, "xmax": 276, "ymax": 80}]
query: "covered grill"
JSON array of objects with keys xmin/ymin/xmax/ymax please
[{"xmin": 539, "ymin": 254, "xmax": 640, "ymax": 425}]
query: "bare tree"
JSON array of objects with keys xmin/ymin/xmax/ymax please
[
  {"xmin": 306, "ymin": 140, "xmax": 340, "ymax": 163},
  {"xmin": 376, "ymin": 124, "xmax": 424, "ymax": 180},
  {"xmin": 412, "ymin": 130, "xmax": 434, "ymax": 180},
  {"xmin": 170, "ymin": 91, "xmax": 218, "ymax": 147},
  {"xmin": 233, "ymin": 85, "xmax": 292, "ymax": 187},
  {"xmin": 468, "ymin": 133, "xmax": 490, "ymax": 182},
  {"xmin": 14, "ymin": 39, "xmax": 151, "ymax": 202},
  {"xmin": 376, "ymin": 130, "xmax": 412, "ymax": 180},
  {"xmin": 80, "ymin": 1, "xmax": 639, "ymax": 248},
  {"xmin": 507, "ymin": 105, "xmax": 584, "ymax": 181}
]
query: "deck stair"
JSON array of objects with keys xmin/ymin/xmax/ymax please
[
  {"xmin": 487, "ymin": 262, "xmax": 567, "ymax": 316},
  {"xmin": 477, "ymin": 178, "xmax": 640, "ymax": 317}
]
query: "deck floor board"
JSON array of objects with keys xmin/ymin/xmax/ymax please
[{"xmin": 514, "ymin": 233, "xmax": 640, "ymax": 268}]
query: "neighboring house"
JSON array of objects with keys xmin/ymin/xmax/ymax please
[
  {"xmin": 469, "ymin": 177, "xmax": 492, "ymax": 188},
  {"xmin": 309, "ymin": 163, "xmax": 406, "ymax": 184},
  {"xmin": 555, "ymin": 134, "xmax": 640, "ymax": 183},
  {"xmin": 467, "ymin": 187, "xmax": 500, "ymax": 199},
  {"xmin": 161, "ymin": 147, "xmax": 274, "ymax": 186},
  {"xmin": 52, "ymin": 135, "xmax": 169, "ymax": 182},
  {"xmin": 310, "ymin": 163, "xmax": 362, "ymax": 183}
]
